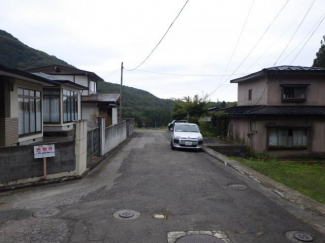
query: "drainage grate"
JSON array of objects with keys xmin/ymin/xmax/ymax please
[
  {"xmin": 229, "ymin": 184, "xmax": 247, "ymax": 190},
  {"xmin": 175, "ymin": 235, "xmax": 224, "ymax": 243},
  {"xmin": 286, "ymin": 231, "xmax": 314, "ymax": 242},
  {"xmin": 33, "ymin": 208, "xmax": 61, "ymax": 218},
  {"xmin": 113, "ymin": 210, "xmax": 140, "ymax": 220}
]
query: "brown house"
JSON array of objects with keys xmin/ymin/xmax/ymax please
[{"xmin": 209, "ymin": 66, "xmax": 325, "ymax": 158}]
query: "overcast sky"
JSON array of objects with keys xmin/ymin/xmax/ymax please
[{"xmin": 1, "ymin": 0, "xmax": 324, "ymax": 102}]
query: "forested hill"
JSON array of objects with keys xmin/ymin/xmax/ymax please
[
  {"xmin": 0, "ymin": 29, "xmax": 73, "ymax": 70},
  {"xmin": 97, "ymin": 80, "xmax": 174, "ymax": 127}
]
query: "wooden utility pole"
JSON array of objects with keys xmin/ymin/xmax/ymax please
[{"xmin": 120, "ymin": 62, "xmax": 123, "ymax": 122}]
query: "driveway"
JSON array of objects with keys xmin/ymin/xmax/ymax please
[{"xmin": 0, "ymin": 130, "xmax": 324, "ymax": 242}]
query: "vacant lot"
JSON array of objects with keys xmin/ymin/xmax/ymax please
[{"xmin": 233, "ymin": 157, "xmax": 325, "ymax": 204}]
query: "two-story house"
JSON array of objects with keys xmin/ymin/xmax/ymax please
[
  {"xmin": 27, "ymin": 65, "xmax": 120, "ymax": 129},
  {"xmin": 209, "ymin": 66, "xmax": 325, "ymax": 158},
  {"xmin": 0, "ymin": 64, "xmax": 85, "ymax": 146}
]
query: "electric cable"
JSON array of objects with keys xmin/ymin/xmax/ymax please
[
  {"xmin": 209, "ymin": 0, "xmax": 291, "ymax": 97},
  {"xmin": 291, "ymin": 12, "xmax": 325, "ymax": 64},
  {"xmin": 244, "ymin": 0, "xmax": 311, "ymax": 74},
  {"xmin": 126, "ymin": 0, "xmax": 190, "ymax": 71},
  {"xmin": 273, "ymin": 0, "xmax": 316, "ymax": 66},
  {"xmin": 218, "ymin": 0, "xmax": 255, "ymax": 85},
  {"xmin": 102, "ymin": 68, "xmax": 120, "ymax": 78},
  {"xmin": 130, "ymin": 69, "xmax": 247, "ymax": 77}
]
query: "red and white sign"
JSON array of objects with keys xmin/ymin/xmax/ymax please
[{"xmin": 34, "ymin": 145, "xmax": 55, "ymax": 159}]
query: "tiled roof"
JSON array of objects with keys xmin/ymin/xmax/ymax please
[
  {"xmin": 248, "ymin": 106, "xmax": 325, "ymax": 116},
  {"xmin": 210, "ymin": 105, "xmax": 325, "ymax": 117},
  {"xmin": 231, "ymin": 65, "xmax": 325, "ymax": 83},
  {"xmin": 32, "ymin": 72, "xmax": 88, "ymax": 90},
  {"xmin": 27, "ymin": 65, "xmax": 104, "ymax": 82},
  {"xmin": 82, "ymin": 94, "xmax": 120, "ymax": 104},
  {"xmin": 0, "ymin": 64, "xmax": 59, "ymax": 87}
]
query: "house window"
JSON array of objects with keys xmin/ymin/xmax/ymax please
[
  {"xmin": 248, "ymin": 89, "xmax": 252, "ymax": 101},
  {"xmin": 89, "ymin": 81, "xmax": 96, "ymax": 93},
  {"xmin": 281, "ymin": 84, "xmax": 309, "ymax": 102},
  {"xmin": 63, "ymin": 89, "xmax": 78, "ymax": 122},
  {"xmin": 43, "ymin": 89, "xmax": 60, "ymax": 123},
  {"xmin": 18, "ymin": 88, "xmax": 42, "ymax": 136},
  {"xmin": 268, "ymin": 128, "xmax": 307, "ymax": 149}
]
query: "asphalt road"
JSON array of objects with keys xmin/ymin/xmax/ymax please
[{"xmin": 0, "ymin": 130, "xmax": 324, "ymax": 243}]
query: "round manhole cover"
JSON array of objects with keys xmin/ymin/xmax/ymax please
[
  {"xmin": 113, "ymin": 210, "xmax": 140, "ymax": 220},
  {"xmin": 294, "ymin": 232, "xmax": 313, "ymax": 242},
  {"xmin": 119, "ymin": 211, "xmax": 134, "ymax": 218},
  {"xmin": 33, "ymin": 208, "xmax": 61, "ymax": 218},
  {"xmin": 229, "ymin": 184, "xmax": 247, "ymax": 190},
  {"xmin": 175, "ymin": 235, "xmax": 224, "ymax": 243},
  {"xmin": 286, "ymin": 231, "xmax": 314, "ymax": 242}
]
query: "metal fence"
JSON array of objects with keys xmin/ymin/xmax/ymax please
[{"xmin": 87, "ymin": 127, "xmax": 99, "ymax": 157}]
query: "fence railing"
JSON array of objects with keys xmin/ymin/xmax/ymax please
[{"xmin": 87, "ymin": 127, "xmax": 99, "ymax": 157}]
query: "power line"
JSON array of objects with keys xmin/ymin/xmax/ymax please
[
  {"xmin": 130, "ymin": 69, "xmax": 247, "ymax": 77},
  {"xmin": 209, "ymin": 0, "xmax": 291, "ymax": 97},
  {"xmin": 126, "ymin": 0, "xmax": 190, "ymax": 71},
  {"xmin": 218, "ymin": 0, "xmax": 255, "ymax": 84},
  {"xmin": 244, "ymin": 0, "xmax": 310, "ymax": 74},
  {"xmin": 291, "ymin": 12, "xmax": 325, "ymax": 64},
  {"xmin": 273, "ymin": 0, "xmax": 316, "ymax": 66},
  {"xmin": 102, "ymin": 68, "xmax": 120, "ymax": 78}
]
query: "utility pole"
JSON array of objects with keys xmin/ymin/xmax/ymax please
[{"xmin": 119, "ymin": 62, "xmax": 123, "ymax": 122}]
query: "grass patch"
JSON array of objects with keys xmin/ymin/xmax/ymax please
[{"xmin": 232, "ymin": 157, "xmax": 325, "ymax": 204}]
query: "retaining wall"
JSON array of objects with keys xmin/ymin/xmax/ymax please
[{"xmin": 0, "ymin": 142, "xmax": 75, "ymax": 183}]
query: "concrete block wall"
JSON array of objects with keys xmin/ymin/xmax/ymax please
[
  {"xmin": 103, "ymin": 121, "xmax": 127, "ymax": 155},
  {"xmin": 0, "ymin": 142, "xmax": 75, "ymax": 183}
]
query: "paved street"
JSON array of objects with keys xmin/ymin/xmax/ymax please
[{"xmin": 0, "ymin": 130, "xmax": 324, "ymax": 243}]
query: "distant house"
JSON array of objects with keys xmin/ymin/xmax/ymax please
[
  {"xmin": 27, "ymin": 65, "xmax": 120, "ymax": 129},
  {"xmin": 209, "ymin": 66, "xmax": 325, "ymax": 158},
  {"xmin": 0, "ymin": 65, "xmax": 84, "ymax": 146}
]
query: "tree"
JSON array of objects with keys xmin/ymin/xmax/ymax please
[
  {"xmin": 171, "ymin": 94, "xmax": 210, "ymax": 123},
  {"xmin": 313, "ymin": 36, "xmax": 325, "ymax": 68}
]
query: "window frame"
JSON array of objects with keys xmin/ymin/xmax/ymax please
[
  {"xmin": 248, "ymin": 89, "xmax": 252, "ymax": 101},
  {"xmin": 266, "ymin": 126, "xmax": 309, "ymax": 150},
  {"xmin": 18, "ymin": 88, "xmax": 42, "ymax": 137},
  {"xmin": 43, "ymin": 88, "xmax": 61, "ymax": 124},
  {"xmin": 63, "ymin": 89, "xmax": 79, "ymax": 123},
  {"xmin": 280, "ymin": 84, "xmax": 310, "ymax": 103}
]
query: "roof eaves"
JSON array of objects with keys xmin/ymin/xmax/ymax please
[{"xmin": 0, "ymin": 65, "xmax": 60, "ymax": 87}]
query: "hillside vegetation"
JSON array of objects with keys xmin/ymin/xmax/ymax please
[
  {"xmin": 0, "ymin": 29, "xmax": 73, "ymax": 70},
  {"xmin": 97, "ymin": 80, "xmax": 174, "ymax": 127}
]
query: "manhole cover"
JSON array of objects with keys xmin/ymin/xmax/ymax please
[
  {"xmin": 294, "ymin": 232, "xmax": 313, "ymax": 242},
  {"xmin": 176, "ymin": 235, "xmax": 224, "ymax": 243},
  {"xmin": 119, "ymin": 211, "xmax": 134, "ymax": 218},
  {"xmin": 286, "ymin": 231, "xmax": 314, "ymax": 242},
  {"xmin": 229, "ymin": 184, "xmax": 247, "ymax": 190},
  {"xmin": 33, "ymin": 208, "xmax": 61, "ymax": 218},
  {"xmin": 113, "ymin": 209, "xmax": 140, "ymax": 220}
]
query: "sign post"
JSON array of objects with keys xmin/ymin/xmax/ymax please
[{"xmin": 34, "ymin": 144, "xmax": 55, "ymax": 180}]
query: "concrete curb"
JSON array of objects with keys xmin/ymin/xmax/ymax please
[{"xmin": 203, "ymin": 146, "xmax": 325, "ymax": 216}]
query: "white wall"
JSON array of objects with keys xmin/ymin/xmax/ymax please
[
  {"xmin": 75, "ymin": 76, "xmax": 89, "ymax": 96},
  {"xmin": 103, "ymin": 121, "xmax": 127, "ymax": 155},
  {"xmin": 112, "ymin": 108, "xmax": 118, "ymax": 125},
  {"xmin": 82, "ymin": 103, "xmax": 99, "ymax": 129}
]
